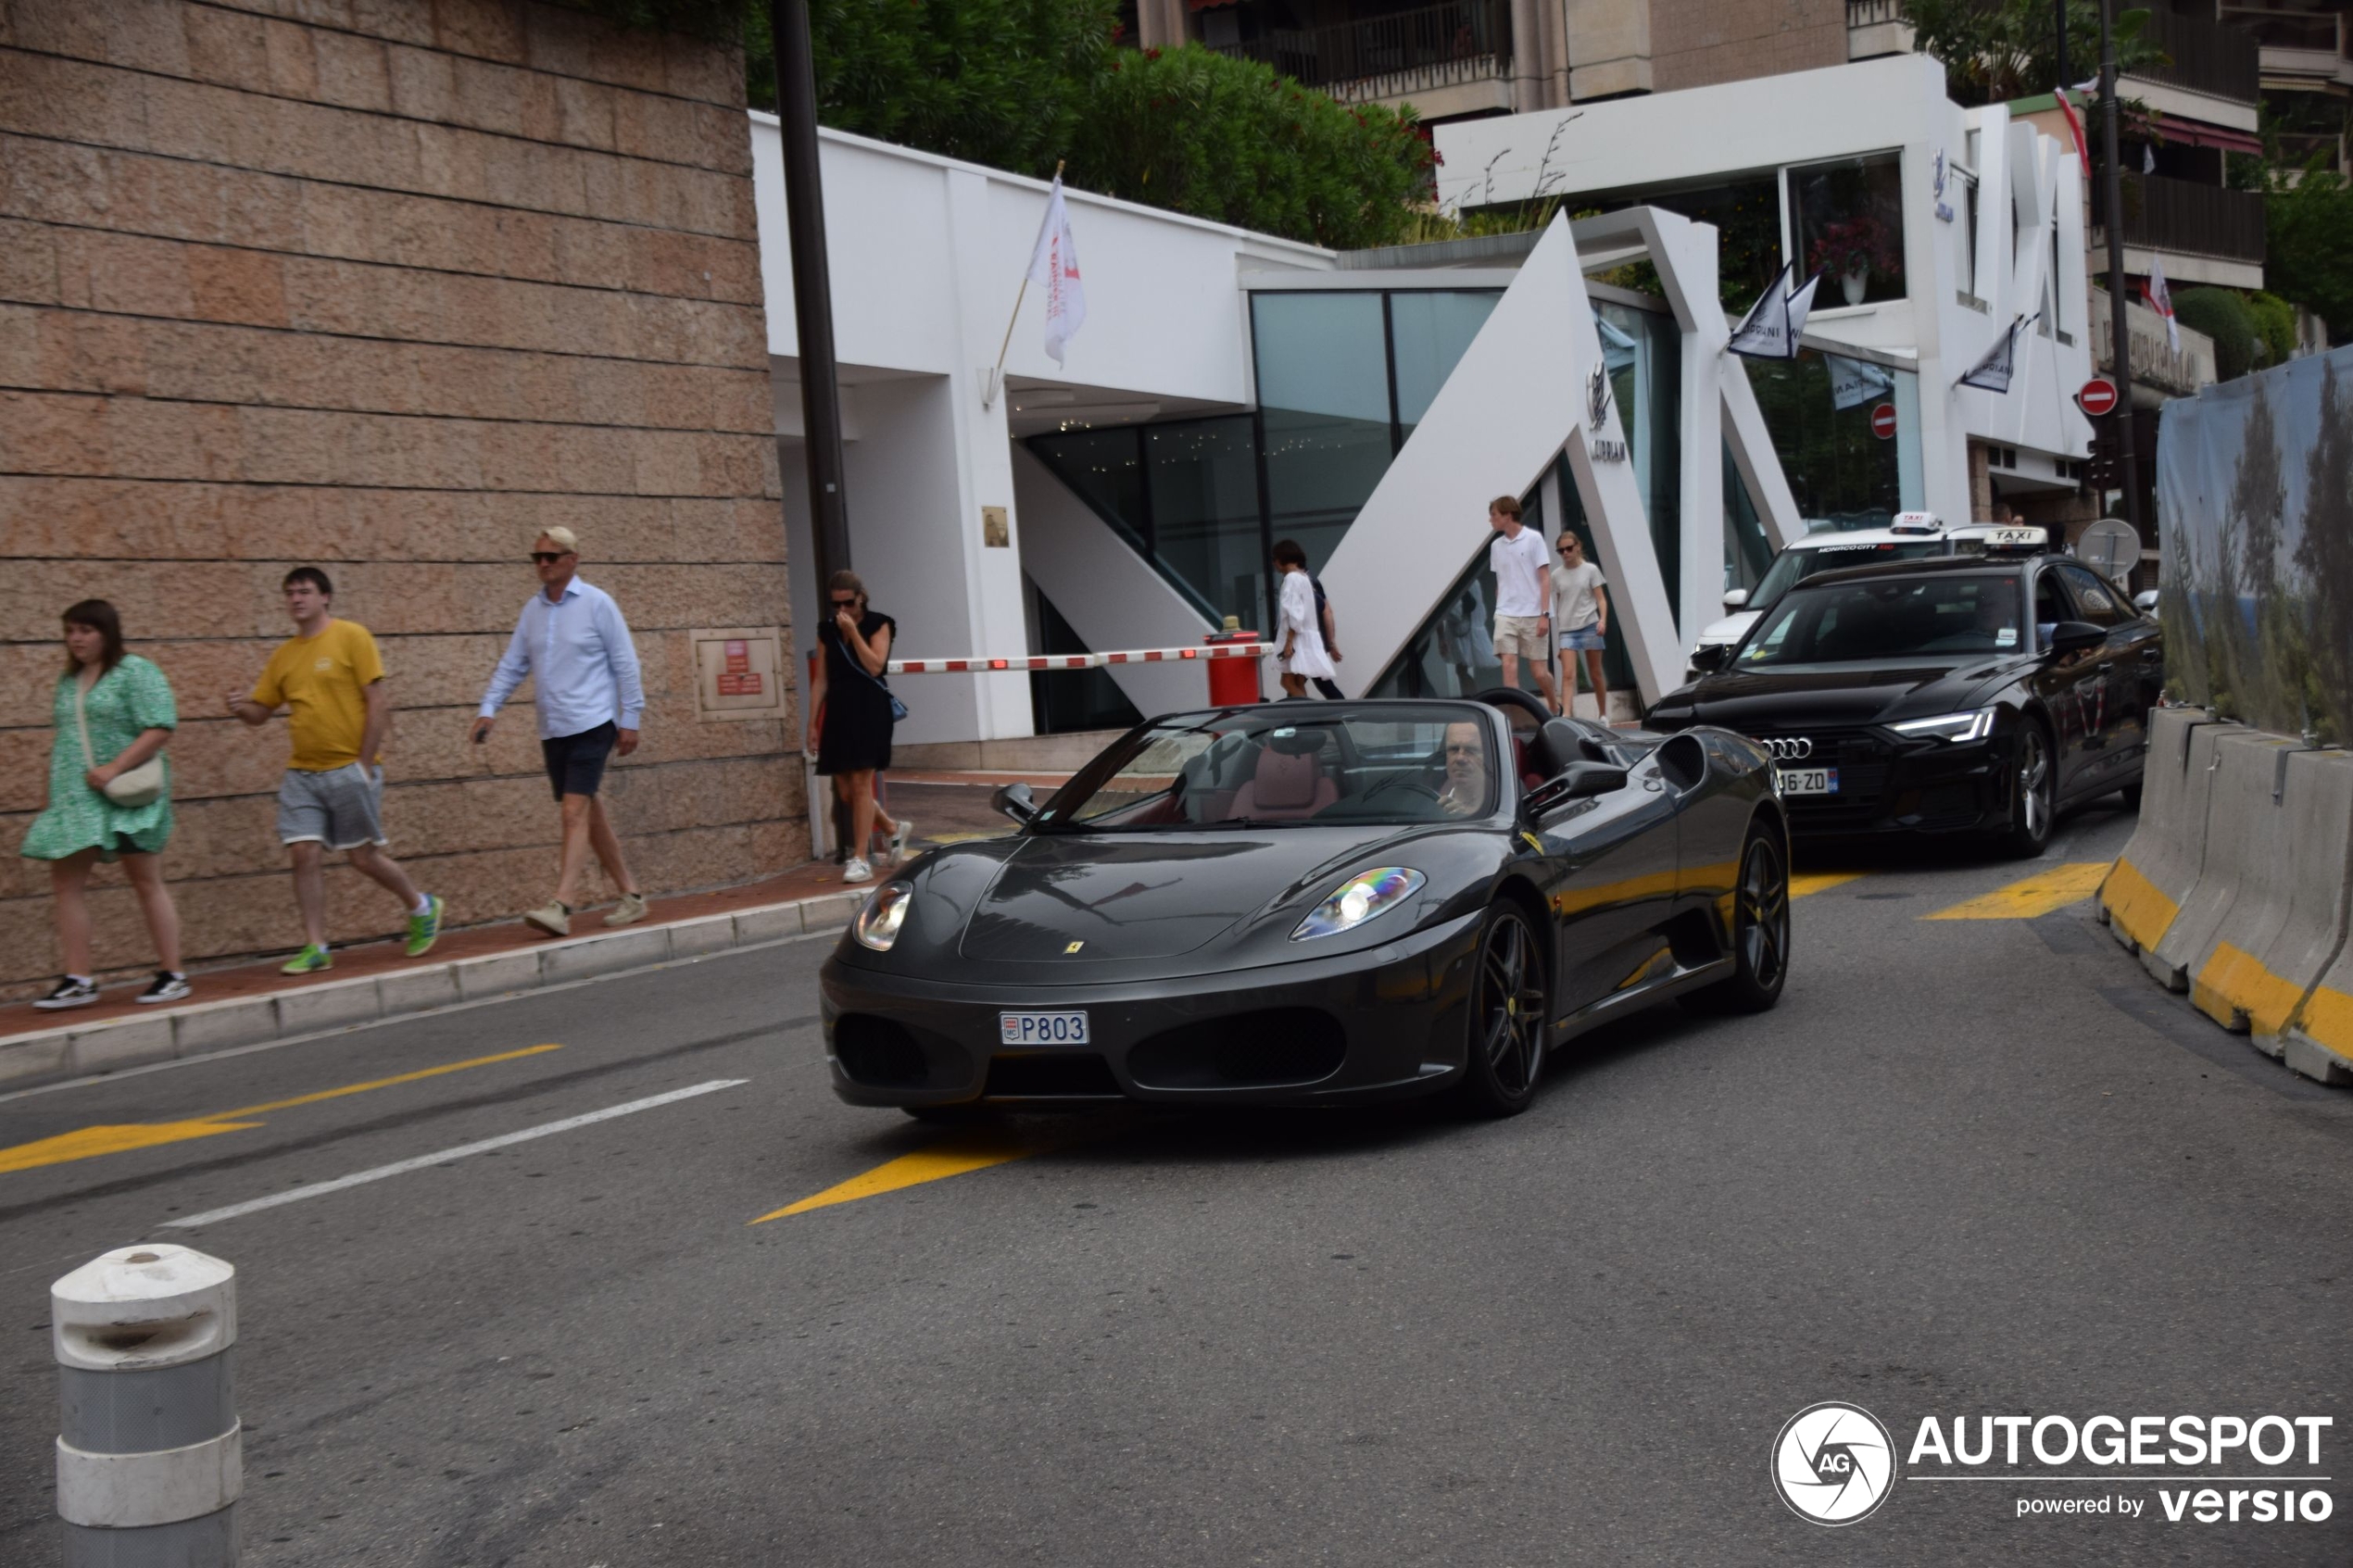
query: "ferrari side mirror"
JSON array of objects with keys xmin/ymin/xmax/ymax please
[{"xmin": 991, "ymin": 781, "xmax": 1038, "ymax": 825}]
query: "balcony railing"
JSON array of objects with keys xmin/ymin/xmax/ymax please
[
  {"xmin": 1208, "ymin": 0, "xmax": 1511, "ymax": 101},
  {"xmin": 2218, "ymin": 6, "xmax": 2346, "ymax": 56},
  {"xmin": 2126, "ymin": 6, "xmax": 2262, "ymax": 104},
  {"xmin": 1846, "ymin": 0, "xmax": 1903, "ymax": 27},
  {"xmin": 2092, "ymin": 172, "xmax": 2266, "ymax": 265}
]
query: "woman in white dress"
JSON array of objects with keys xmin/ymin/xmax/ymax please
[{"xmin": 1272, "ymin": 539, "xmax": 1336, "ymax": 698}]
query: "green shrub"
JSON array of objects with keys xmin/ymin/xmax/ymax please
[
  {"xmin": 2246, "ymin": 291, "xmax": 2297, "ymax": 367},
  {"xmin": 1065, "ymin": 46, "xmax": 1434, "ymax": 250},
  {"xmin": 2173, "ymin": 286, "xmax": 2259, "ymax": 380}
]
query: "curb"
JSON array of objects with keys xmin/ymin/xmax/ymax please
[{"xmin": 0, "ymin": 891, "xmax": 866, "ymax": 1095}]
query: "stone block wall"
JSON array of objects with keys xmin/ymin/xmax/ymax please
[
  {"xmin": 0, "ymin": 0, "xmax": 800, "ymax": 997},
  {"xmin": 1650, "ymin": 0, "xmax": 1849, "ymax": 94}
]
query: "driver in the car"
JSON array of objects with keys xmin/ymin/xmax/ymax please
[{"xmin": 1437, "ymin": 721, "xmax": 1489, "ymax": 816}]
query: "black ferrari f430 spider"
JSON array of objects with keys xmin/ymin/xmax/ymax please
[{"xmin": 820, "ymin": 693, "xmax": 1790, "ymax": 1118}]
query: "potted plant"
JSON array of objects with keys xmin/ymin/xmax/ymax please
[{"xmin": 1808, "ymin": 215, "xmax": 1899, "ymax": 306}]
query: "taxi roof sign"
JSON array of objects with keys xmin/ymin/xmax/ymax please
[{"xmin": 1889, "ymin": 510, "xmax": 1944, "ymax": 533}]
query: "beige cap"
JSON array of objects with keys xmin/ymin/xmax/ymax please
[{"xmin": 535, "ymin": 525, "xmax": 579, "ymax": 554}]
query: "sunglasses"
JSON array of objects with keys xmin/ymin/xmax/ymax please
[
  {"xmin": 530, "ymin": 551, "xmax": 573, "ymax": 564},
  {"xmin": 830, "ymin": 596, "xmax": 858, "ymax": 608}
]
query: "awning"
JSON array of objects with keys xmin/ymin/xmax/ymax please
[{"xmin": 2130, "ymin": 111, "xmax": 2263, "ymax": 156}]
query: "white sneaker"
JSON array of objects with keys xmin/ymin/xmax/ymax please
[
  {"xmin": 842, "ymin": 856, "xmax": 874, "ymax": 884},
  {"xmin": 888, "ymin": 821, "xmax": 914, "ymax": 861}
]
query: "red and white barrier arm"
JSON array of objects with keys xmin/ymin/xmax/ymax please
[{"xmin": 887, "ymin": 641, "xmax": 1275, "ymax": 674}]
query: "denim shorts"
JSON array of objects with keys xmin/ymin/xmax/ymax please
[
  {"xmin": 277, "ymin": 764, "xmax": 386, "ymax": 850},
  {"xmin": 1558, "ymin": 624, "xmax": 1606, "ymax": 653}
]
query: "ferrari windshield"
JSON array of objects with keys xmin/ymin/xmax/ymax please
[
  {"xmin": 1038, "ymin": 705, "xmax": 1499, "ymax": 831},
  {"xmin": 1739, "ymin": 574, "xmax": 2021, "ymax": 665}
]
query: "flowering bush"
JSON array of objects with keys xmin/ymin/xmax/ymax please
[{"xmin": 1808, "ymin": 215, "xmax": 1900, "ymax": 279}]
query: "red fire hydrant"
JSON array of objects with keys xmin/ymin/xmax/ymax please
[{"xmin": 1203, "ymin": 624, "xmax": 1265, "ymax": 707}]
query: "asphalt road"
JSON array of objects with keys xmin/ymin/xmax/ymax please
[{"xmin": 3, "ymin": 800, "xmax": 2348, "ymax": 1567}]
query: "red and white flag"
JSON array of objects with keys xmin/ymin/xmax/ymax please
[
  {"xmin": 2145, "ymin": 256, "xmax": 2181, "ymax": 354},
  {"xmin": 1026, "ymin": 174, "xmax": 1088, "ymax": 366},
  {"xmin": 2054, "ymin": 85, "xmax": 2091, "ymax": 169}
]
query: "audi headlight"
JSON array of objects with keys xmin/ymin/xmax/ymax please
[
  {"xmin": 1291, "ymin": 867, "xmax": 1425, "ymax": 941},
  {"xmin": 853, "ymin": 882, "xmax": 914, "ymax": 950},
  {"xmin": 1889, "ymin": 708, "xmax": 1997, "ymax": 743}
]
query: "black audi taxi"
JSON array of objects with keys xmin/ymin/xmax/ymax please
[{"xmin": 1643, "ymin": 547, "xmax": 2163, "ymax": 855}]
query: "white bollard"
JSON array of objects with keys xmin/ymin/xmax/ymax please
[{"xmin": 52, "ymin": 1245, "xmax": 241, "ymax": 1566}]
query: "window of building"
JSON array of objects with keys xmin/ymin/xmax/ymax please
[
  {"xmin": 1955, "ymin": 169, "xmax": 1983, "ymax": 309},
  {"xmin": 1789, "ymin": 152, "xmax": 1906, "ymax": 306},
  {"xmin": 1146, "ymin": 416, "xmax": 1266, "ymax": 630},
  {"xmin": 1252, "ymin": 292, "xmax": 1393, "ymax": 576},
  {"xmin": 1569, "ymin": 172, "xmax": 1786, "ymax": 307}
]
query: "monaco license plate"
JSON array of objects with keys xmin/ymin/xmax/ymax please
[
  {"xmin": 1000, "ymin": 1010, "xmax": 1090, "ymax": 1047},
  {"xmin": 1777, "ymin": 767, "xmax": 1839, "ymax": 796}
]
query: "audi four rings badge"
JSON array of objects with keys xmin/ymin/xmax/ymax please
[{"xmin": 1763, "ymin": 737, "xmax": 1815, "ymax": 760}]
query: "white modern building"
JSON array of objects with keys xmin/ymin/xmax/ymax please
[{"xmin": 751, "ymin": 52, "xmax": 2096, "ymax": 746}]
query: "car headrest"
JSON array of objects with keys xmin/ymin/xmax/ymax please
[{"xmin": 1252, "ymin": 747, "xmax": 1322, "ymax": 809}]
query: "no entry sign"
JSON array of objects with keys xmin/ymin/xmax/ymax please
[
  {"xmin": 2077, "ymin": 378, "xmax": 2120, "ymax": 418},
  {"xmin": 1869, "ymin": 403, "xmax": 1898, "ymax": 440}
]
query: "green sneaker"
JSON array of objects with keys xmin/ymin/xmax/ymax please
[
  {"xmin": 405, "ymin": 894, "xmax": 445, "ymax": 958},
  {"xmin": 281, "ymin": 944, "xmax": 333, "ymax": 975}
]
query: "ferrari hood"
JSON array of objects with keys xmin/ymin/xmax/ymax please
[{"xmin": 957, "ymin": 832, "xmax": 1374, "ymax": 963}]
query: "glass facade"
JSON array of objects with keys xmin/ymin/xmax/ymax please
[
  {"xmin": 1026, "ymin": 581, "xmax": 1144, "ymax": 735},
  {"xmin": 1791, "ymin": 152, "xmax": 1906, "ymax": 307},
  {"xmin": 1739, "ymin": 348, "xmax": 1920, "ymax": 532},
  {"xmin": 1028, "ymin": 286, "xmax": 1504, "ymax": 633},
  {"xmin": 1573, "ymin": 173, "xmax": 1786, "ymax": 309}
]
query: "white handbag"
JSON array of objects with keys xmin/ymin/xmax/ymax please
[{"xmin": 73, "ymin": 672, "xmax": 166, "ymax": 809}]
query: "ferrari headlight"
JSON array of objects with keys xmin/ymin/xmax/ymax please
[
  {"xmin": 1889, "ymin": 708, "xmax": 1996, "ymax": 743},
  {"xmin": 1291, "ymin": 867, "xmax": 1425, "ymax": 941},
  {"xmin": 853, "ymin": 882, "xmax": 913, "ymax": 950}
]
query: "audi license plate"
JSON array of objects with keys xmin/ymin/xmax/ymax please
[
  {"xmin": 1000, "ymin": 1010, "xmax": 1090, "ymax": 1046},
  {"xmin": 1777, "ymin": 767, "xmax": 1838, "ymax": 796}
]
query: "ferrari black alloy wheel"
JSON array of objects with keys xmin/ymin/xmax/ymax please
[
  {"xmin": 2000, "ymin": 720, "xmax": 2055, "ymax": 858},
  {"xmin": 1457, "ymin": 902, "xmax": 1548, "ymax": 1118},
  {"xmin": 1691, "ymin": 824, "xmax": 1790, "ymax": 1014}
]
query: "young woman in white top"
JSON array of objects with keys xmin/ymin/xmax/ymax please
[
  {"xmin": 1272, "ymin": 539, "xmax": 1336, "ymax": 697},
  {"xmin": 1551, "ymin": 533, "xmax": 1611, "ymax": 721}
]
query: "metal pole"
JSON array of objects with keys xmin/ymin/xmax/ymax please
[
  {"xmin": 769, "ymin": 0, "xmax": 851, "ymax": 583},
  {"xmin": 2097, "ymin": 0, "xmax": 2143, "ymax": 534},
  {"xmin": 2056, "ymin": 0, "xmax": 2068, "ymax": 95}
]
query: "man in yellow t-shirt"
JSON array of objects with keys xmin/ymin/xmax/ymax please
[{"xmin": 227, "ymin": 567, "xmax": 442, "ymax": 973}]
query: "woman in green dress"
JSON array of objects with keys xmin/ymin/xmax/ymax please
[{"xmin": 20, "ymin": 600, "xmax": 188, "ymax": 1009}]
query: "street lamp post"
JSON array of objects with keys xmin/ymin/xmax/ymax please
[
  {"xmin": 2097, "ymin": 0, "xmax": 2144, "ymax": 534},
  {"xmin": 768, "ymin": 0, "xmax": 852, "ymax": 583}
]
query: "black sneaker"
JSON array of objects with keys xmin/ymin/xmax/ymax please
[
  {"xmin": 33, "ymin": 977, "xmax": 99, "ymax": 1010},
  {"xmin": 135, "ymin": 972, "xmax": 191, "ymax": 1005}
]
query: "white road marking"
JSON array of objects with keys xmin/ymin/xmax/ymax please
[{"xmin": 163, "ymin": 1079, "xmax": 749, "ymax": 1228}]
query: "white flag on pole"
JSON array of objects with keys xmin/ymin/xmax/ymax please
[
  {"xmin": 1782, "ymin": 269, "xmax": 1823, "ymax": 344},
  {"xmin": 1727, "ymin": 264, "xmax": 1795, "ymax": 358},
  {"xmin": 1026, "ymin": 174, "xmax": 1088, "ymax": 366},
  {"xmin": 2145, "ymin": 256, "xmax": 2181, "ymax": 354},
  {"xmin": 1958, "ymin": 314, "xmax": 2037, "ymax": 393}
]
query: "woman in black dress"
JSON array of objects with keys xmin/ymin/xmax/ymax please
[{"xmin": 807, "ymin": 571, "xmax": 906, "ymax": 883}]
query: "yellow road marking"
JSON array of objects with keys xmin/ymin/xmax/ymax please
[
  {"xmin": 1924, "ymin": 862, "xmax": 2113, "ymax": 921},
  {"xmin": 1790, "ymin": 872, "xmax": 1862, "ymax": 897},
  {"xmin": 0, "ymin": 1044, "xmax": 562, "ymax": 1175},
  {"xmin": 751, "ymin": 1130, "xmax": 1038, "ymax": 1222}
]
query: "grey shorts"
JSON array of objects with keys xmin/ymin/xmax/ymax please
[{"xmin": 277, "ymin": 764, "xmax": 387, "ymax": 850}]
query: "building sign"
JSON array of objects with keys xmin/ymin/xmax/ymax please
[
  {"xmin": 692, "ymin": 625, "xmax": 786, "ymax": 722},
  {"xmin": 982, "ymin": 505, "xmax": 1010, "ymax": 547},
  {"xmin": 1586, "ymin": 363, "xmax": 1627, "ymax": 461},
  {"xmin": 1931, "ymin": 149, "xmax": 1955, "ymax": 223}
]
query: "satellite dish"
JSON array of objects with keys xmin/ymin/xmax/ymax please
[{"xmin": 2074, "ymin": 518, "xmax": 2141, "ymax": 582}]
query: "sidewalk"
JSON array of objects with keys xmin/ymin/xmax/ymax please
[{"xmin": 0, "ymin": 771, "xmax": 1055, "ymax": 1097}]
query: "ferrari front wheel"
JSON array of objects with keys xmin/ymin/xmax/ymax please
[{"xmin": 1453, "ymin": 901, "xmax": 1549, "ymax": 1118}]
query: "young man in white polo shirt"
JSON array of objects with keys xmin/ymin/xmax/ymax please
[{"xmin": 1486, "ymin": 495, "xmax": 1558, "ymax": 711}]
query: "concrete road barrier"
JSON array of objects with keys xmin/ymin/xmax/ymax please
[
  {"xmin": 53, "ymin": 1245, "xmax": 241, "ymax": 1565},
  {"xmin": 2100, "ymin": 709, "xmax": 2245, "ymax": 987},
  {"xmin": 2171, "ymin": 732, "xmax": 2304, "ymax": 1031},
  {"xmin": 2191, "ymin": 746, "xmax": 2353, "ymax": 1056}
]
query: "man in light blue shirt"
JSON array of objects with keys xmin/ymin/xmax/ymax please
[{"xmin": 471, "ymin": 527, "xmax": 648, "ymax": 937}]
